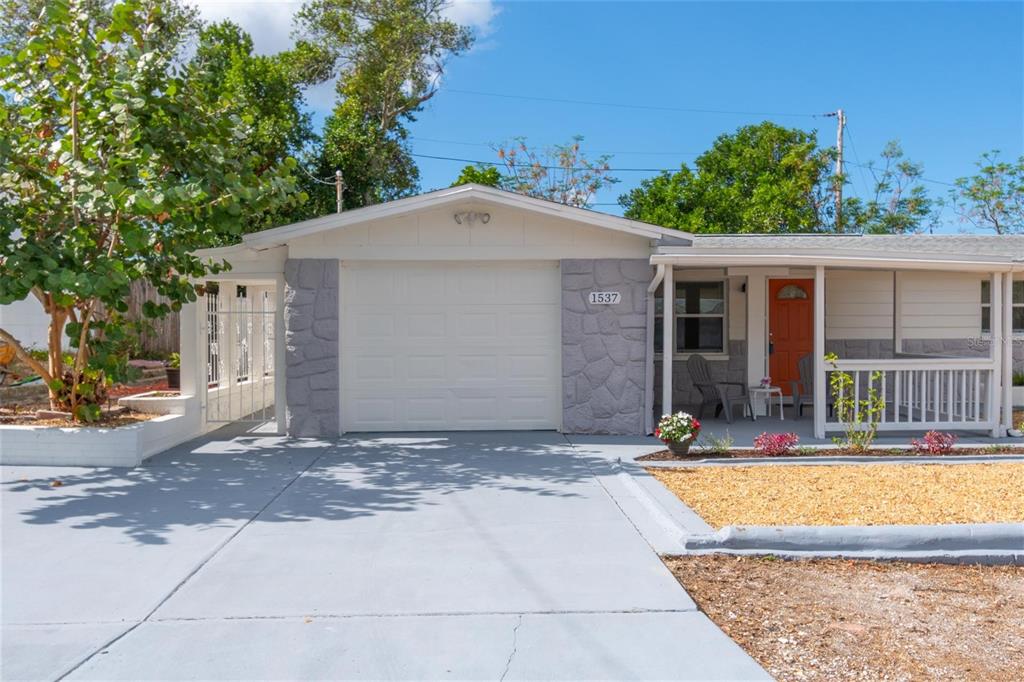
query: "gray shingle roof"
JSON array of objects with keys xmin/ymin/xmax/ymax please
[{"xmin": 688, "ymin": 234, "xmax": 1024, "ymax": 259}]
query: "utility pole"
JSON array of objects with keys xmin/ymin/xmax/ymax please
[
  {"xmin": 335, "ymin": 170, "xmax": 344, "ymax": 214},
  {"xmin": 826, "ymin": 109, "xmax": 846, "ymax": 231}
]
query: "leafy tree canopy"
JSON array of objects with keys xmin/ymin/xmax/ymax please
[
  {"xmin": 620, "ymin": 122, "xmax": 833, "ymax": 233},
  {"xmin": 948, "ymin": 150, "xmax": 1024, "ymax": 234},
  {"xmin": 451, "ymin": 164, "xmax": 505, "ymax": 189},
  {"xmin": 0, "ymin": 0, "xmax": 302, "ymax": 418},
  {"xmin": 496, "ymin": 136, "xmax": 618, "ymax": 208},
  {"xmin": 843, "ymin": 141, "xmax": 933, "ymax": 234},
  {"xmin": 294, "ymin": 0, "xmax": 473, "ymax": 212}
]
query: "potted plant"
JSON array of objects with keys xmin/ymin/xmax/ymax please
[
  {"xmin": 655, "ymin": 411, "xmax": 701, "ymax": 456},
  {"xmin": 165, "ymin": 352, "xmax": 181, "ymax": 390}
]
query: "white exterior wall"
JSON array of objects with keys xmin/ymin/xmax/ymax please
[
  {"xmin": 286, "ymin": 202, "xmax": 653, "ymax": 261},
  {"xmin": 0, "ymin": 298, "xmax": 51, "ymax": 350},
  {"xmin": 821, "ymin": 269, "xmax": 988, "ymax": 341}
]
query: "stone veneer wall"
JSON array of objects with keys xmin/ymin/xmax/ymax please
[
  {"xmin": 561, "ymin": 259, "xmax": 651, "ymax": 435},
  {"xmin": 283, "ymin": 259, "xmax": 340, "ymax": 437},
  {"xmin": 653, "ymin": 340, "xmax": 747, "ymax": 416},
  {"xmin": 828, "ymin": 338, "xmax": 1023, "ymax": 371}
]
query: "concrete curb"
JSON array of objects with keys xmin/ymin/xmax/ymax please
[{"xmin": 683, "ymin": 523, "xmax": 1024, "ymax": 565}]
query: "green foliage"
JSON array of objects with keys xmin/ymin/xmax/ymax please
[
  {"xmin": 1013, "ymin": 370, "xmax": 1024, "ymax": 387},
  {"xmin": 0, "ymin": 0, "xmax": 302, "ymax": 416},
  {"xmin": 825, "ymin": 353, "xmax": 886, "ymax": 452},
  {"xmin": 451, "ymin": 165, "xmax": 505, "ymax": 189},
  {"xmin": 189, "ymin": 21, "xmax": 315, "ymax": 179},
  {"xmin": 496, "ymin": 136, "xmax": 618, "ymax": 208},
  {"xmin": 167, "ymin": 352, "xmax": 180, "ymax": 369},
  {"xmin": 620, "ymin": 122, "xmax": 833, "ymax": 232},
  {"xmin": 948, "ymin": 151, "xmax": 1024, "ymax": 234},
  {"xmin": 294, "ymin": 0, "xmax": 473, "ymax": 212},
  {"xmin": 843, "ymin": 140, "xmax": 932, "ymax": 234},
  {"xmin": 699, "ymin": 430, "xmax": 734, "ymax": 455}
]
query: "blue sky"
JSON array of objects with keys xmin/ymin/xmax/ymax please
[{"xmin": 201, "ymin": 1, "xmax": 1023, "ymax": 231}]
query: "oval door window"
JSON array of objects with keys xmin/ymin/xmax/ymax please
[{"xmin": 776, "ymin": 284, "xmax": 808, "ymax": 300}]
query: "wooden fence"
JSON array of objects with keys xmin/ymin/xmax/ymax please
[{"xmin": 125, "ymin": 280, "xmax": 180, "ymax": 357}]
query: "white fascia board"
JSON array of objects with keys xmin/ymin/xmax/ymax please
[
  {"xmin": 242, "ymin": 184, "xmax": 692, "ymax": 247},
  {"xmin": 651, "ymin": 249, "xmax": 1016, "ymax": 272}
]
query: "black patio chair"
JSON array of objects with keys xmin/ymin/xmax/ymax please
[{"xmin": 686, "ymin": 354, "xmax": 749, "ymax": 423}]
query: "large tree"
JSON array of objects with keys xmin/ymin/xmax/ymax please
[
  {"xmin": 620, "ymin": 122, "xmax": 834, "ymax": 233},
  {"xmin": 843, "ymin": 141, "xmax": 932, "ymax": 234},
  {"xmin": 948, "ymin": 150, "xmax": 1024, "ymax": 234},
  {"xmin": 188, "ymin": 20, "xmax": 315, "ymax": 227},
  {"xmin": 0, "ymin": 0, "xmax": 302, "ymax": 419},
  {"xmin": 494, "ymin": 136, "xmax": 618, "ymax": 209},
  {"xmin": 294, "ymin": 0, "xmax": 473, "ymax": 212}
]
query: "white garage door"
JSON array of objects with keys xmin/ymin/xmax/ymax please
[{"xmin": 340, "ymin": 261, "xmax": 561, "ymax": 431}]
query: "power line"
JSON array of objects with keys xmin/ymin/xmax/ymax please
[
  {"xmin": 411, "ymin": 135, "xmax": 701, "ymax": 157},
  {"xmin": 411, "ymin": 152, "xmax": 681, "ymax": 173},
  {"xmin": 298, "ymin": 163, "xmax": 337, "ymax": 186},
  {"xmin": 445, "ymin": 88, "xmax": 827, "ymax": 119},
  {"xmin": 843, "ymin": 122, "xmax": 873, "ymax": 198}
]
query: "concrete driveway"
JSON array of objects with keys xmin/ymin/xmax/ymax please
[{"xmin": 2, "ymin": 428, "xmax": 766, "ymax": 681}]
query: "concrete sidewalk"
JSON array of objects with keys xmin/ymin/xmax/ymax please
[{"xmin": 1, "ymin": 428, "xmax": 766, "ymax": 681}]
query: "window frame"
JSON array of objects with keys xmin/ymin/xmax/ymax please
[
  {"xmin": 981, "ymin": 279, "xmax": 1024, "ymax": 336},
  {"xmin": 654, "ymin": 278, "xmax": 729, "ymax": 358}
]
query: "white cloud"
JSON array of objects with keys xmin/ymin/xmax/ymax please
[
  {"xmin": 191, "ymin": 0, "xmax": 498, "ymax": 56},
  {"xmin": 443, "ymin": 0, "xmax": 500, "ymax": 38}
]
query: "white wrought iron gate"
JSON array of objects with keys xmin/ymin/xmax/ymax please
[{"xmin": 204, "ymin": 284, "xmax": 278, "ymax": 424}]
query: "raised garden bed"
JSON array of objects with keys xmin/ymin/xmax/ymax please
[
  {"xmin": 637, "ymin": 445, "xmax": 1024, "ymax": 461},
  {"xmin": 0, "ymin": 405, "xmax": 159, "ymax": 428},
  {"xmin": 664, "ymin": 556, "xmax": 1024, "ymax": 682},
  {"xmin": 648, "ymin": 463, "xmax": 1024, "ymax": 528}
]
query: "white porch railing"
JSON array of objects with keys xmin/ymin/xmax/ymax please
[{"xmin": 824, "ymin": 358, "xmax": 998, "ymax": 432}]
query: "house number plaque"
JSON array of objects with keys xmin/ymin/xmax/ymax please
[{"xmin": 588, "ymin": 291, "xmax": 621, "ymax": 305}]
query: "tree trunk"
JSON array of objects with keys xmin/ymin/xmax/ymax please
[{"xmin": 47, "ymin": 308, "xmax": 67, "ymax": 408}]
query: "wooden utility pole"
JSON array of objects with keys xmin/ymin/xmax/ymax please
[
  {"xmin": 342, "ymin": 169, "xmax": 350, "ymax": 212},
  {"xmin": 829, "ymin": 109, "xmax": 846, "ymax": 231}
]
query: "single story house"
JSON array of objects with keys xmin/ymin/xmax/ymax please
[{"xmin": 177, "ymin": 183, "xmax": 1024, "ymax": 440}]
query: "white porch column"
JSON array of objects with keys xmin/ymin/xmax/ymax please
[
  {"xmin": 1001, "ymin": 272, "xmax": 1013, "ymax": 435},
  {"xmin": 645, "ymin": 265, "xmax": 665, "ymax": 434},
  {"xmin": 180, "ymin": 300, "xmax": 202, "ymax": 404},
  {"xmin": 274, "ymin": 274, "xmax": 287, "ymax": 435},
  {"xmin": 813, "ymin": 265, "xmax": 826, "ymax": 439},
  {"xmin": 745, "ymin": 274, "xmax": 768, "ymax": 390},
  {"xmin": 990, "ymin": 272, "xmax": 1004, "ymax": 437},
  {"xmin": 662, "ymin": 263, "xmax": 674, "ymax": 415}
]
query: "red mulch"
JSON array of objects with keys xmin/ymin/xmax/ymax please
[{"xmin": 107, "ymin": 381, "xmax": 169, "ymax": 399}]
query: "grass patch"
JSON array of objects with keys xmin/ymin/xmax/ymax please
[{"xmin": 648, "ymin": 463, "xmax": 1024, "ymax": 527}]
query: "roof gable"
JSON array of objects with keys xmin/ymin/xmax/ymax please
[{"xmin": 243, "ymin": 184, "xmax": 692, "ymax": 248}]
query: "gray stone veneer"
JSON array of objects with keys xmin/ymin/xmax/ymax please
[
  {"xmin": 561, "ymin": 259, "xmax": 651, "ymax": 435},
  {"xmin": 828, "ymin": 338, "xmax": 1023, "ymax": 372},
  {"xmin": 283, "ymin": 259, "xmax": 340, "ymax": 437},
  {"xmin": 653, "ymin": 341, "xmax": 747, "ymax": 416}
]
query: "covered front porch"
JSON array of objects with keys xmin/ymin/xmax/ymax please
[{"xmin": 646, "ymin": 243, "xmax": 1021, "ymax": 440}]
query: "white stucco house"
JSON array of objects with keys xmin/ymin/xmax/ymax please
[{"xmin": 175, "ymin": 183, "xmax": 1024, "ymax": 441}]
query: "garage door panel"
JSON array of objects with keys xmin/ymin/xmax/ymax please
[{"xmin": 341, "ymin": 262, "xmax": 560, "ymax": 432}]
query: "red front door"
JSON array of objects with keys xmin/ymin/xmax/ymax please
[{"xmin": 768, "ymin": 279, "xmax": 814, "ymax": 396}]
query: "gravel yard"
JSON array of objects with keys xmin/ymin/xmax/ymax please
[
  {"xmin": 664, "ymin": 556, "xmax": 1024, "ymax": 682},
  {"xmin": 648, "ymin": 463, "xmax": 1024, "ymax": 527}
]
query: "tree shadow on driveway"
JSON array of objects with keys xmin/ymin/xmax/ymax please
[{"xmin": 2, "ymin": 429, "xmax": 593, "ymax": 546}]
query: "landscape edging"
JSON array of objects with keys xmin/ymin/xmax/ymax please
[{"xmin": 683, "ymin": 523, "xmax": 1024, "ymax": 565}]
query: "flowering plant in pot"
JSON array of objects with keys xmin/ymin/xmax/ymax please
[{"xmin": 655, "ymin": 412, "xmax": 701, "ymax": 455}]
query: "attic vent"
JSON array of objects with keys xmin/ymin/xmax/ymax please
[{"xmin": 777, "ymin": 284, "xmax": 808, "ymax": 300}]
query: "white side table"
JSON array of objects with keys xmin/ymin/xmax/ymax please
[{"xmin": 748, "ymin": 385, "xmax": 785, "ymax": 421}]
